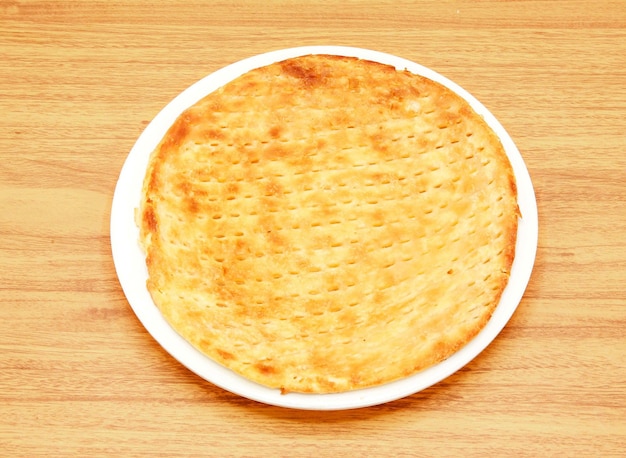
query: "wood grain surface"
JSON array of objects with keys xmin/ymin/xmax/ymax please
[{"xmin": 1, "ymin": 1, "xmax": 625, "ymax": 456}]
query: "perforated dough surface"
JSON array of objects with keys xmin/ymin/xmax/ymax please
[{"xmin": 139, "ymin": 55, "xmax": 518, "ymax": 393}]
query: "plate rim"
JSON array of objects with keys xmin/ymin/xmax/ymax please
[{"xmin": 110, "ymin": 45, "xmax": 538, "ymax": 410}]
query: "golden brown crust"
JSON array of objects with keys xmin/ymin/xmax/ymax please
[{"xmin": 138, "ymin": 54, "xmax": 518, "ymax": 393}]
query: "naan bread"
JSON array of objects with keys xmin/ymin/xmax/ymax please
[{"xmin": 138, "ymin": 54, "xmax": 519, "ymax": 394}]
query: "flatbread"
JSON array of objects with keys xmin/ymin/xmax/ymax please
[{"xmin": 138, "ymin": 54, "xmax": 519, "ymax": 394}]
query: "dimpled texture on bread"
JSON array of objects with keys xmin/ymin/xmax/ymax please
[{"xmin": 138, "ymin": 55, "xmax": 519, "ymax": 393}]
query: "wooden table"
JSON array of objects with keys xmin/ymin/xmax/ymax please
[{"xmin": 2, "ymin": 1, "xmax": 625, "ymax": 456}]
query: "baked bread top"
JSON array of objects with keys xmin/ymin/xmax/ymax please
[{"xmin": 138, "ymin": 54, "xmax": 519, "ymax": 394}]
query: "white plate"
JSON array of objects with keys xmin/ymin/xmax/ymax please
[{"xmin": 110, "ymin": 46, "xmax": 538, "ymax": 410}]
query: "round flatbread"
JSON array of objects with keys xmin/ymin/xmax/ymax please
[{"xmin": 138, "ymin": 55, "xmax": 518, "ymax": 394}]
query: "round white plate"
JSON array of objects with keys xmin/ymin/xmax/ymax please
[{"xmin": 110, "ymin": 46, "xmax": 538, "ymax": 410}]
